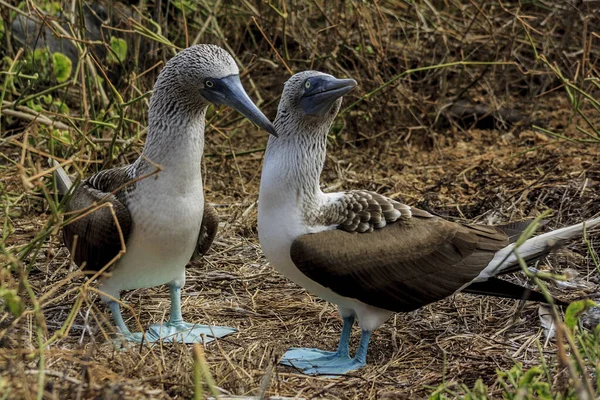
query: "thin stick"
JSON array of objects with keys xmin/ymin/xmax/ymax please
[{"xmin": 251, "ymin": 17, "xmax": 293, "ymax": 75}]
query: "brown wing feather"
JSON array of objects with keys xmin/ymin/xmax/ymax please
[
  {"xmin": 62, "ymin": 167, "xmax": 133, "ymax": 272},
  {"xmin": 290, "ymin": 212, "xmax": 509, "ymax": 312},
  {"xmin": 331, "ymin": 191, "xmax": 414, "ymax": 233},
  {"xmin": 193, "ymin": 201, "xmax": 219, "ymax": 259}
]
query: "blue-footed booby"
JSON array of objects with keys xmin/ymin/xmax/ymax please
[
  {"xmin": 55, "ymin": 44, "xmax": 276, "ymax": 344},
  {"xmin": 257, "ymin": 70, "xmax": 600, "ymax": 375}
]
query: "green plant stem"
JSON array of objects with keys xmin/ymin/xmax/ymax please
[
  {"xmin": 0, "ymin": 49, "xmax": 24, "ymax": 127},
  {"xmin": 0, "ymin": 71, "xmax": 38, "ymax": 79},
  {"xmin": 36, "ymin": 326, "xmax": 45, "ymax": 400},
  {"xmin": 12, "ymin": 81, "xmax": 71, "ymax": 109}
]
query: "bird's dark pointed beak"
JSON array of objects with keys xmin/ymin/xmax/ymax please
[
  {"xmin": 207, "ymin": 75, "xmax": 277, "ymax": 137},
  {"xmin": 300, "ymin": 76, "xmax": 357, "ymax": 116}
]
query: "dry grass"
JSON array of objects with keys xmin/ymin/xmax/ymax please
[{"xmin": 1, "ymin": 1, "xmax": 600, "ymax": 399}]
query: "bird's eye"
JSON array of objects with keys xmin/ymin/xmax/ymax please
[
  {"xmin": 205, "ymin": 80, "xmax": 214, "ymax": 88},
  {"xmin": 304, "ymin": 80, "xmax": 311, "ymax": 89}
]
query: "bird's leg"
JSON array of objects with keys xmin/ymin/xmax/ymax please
[
  {"xmin": 335, "ymin": 315, "xmax": 354, "ymax": 358},
  {"xmin": 280, "ymin": 316, "xmax": 355, "ymax": 370},
  {"xmin": 353, "ymin": 329, "xmax": 372, "ymax": 365},
  {"xmin": 108, "ymin": 301, "xmax": 145, "ymax": 343},
  {"xmin": 145, "ymin": 283, "xmax": 236, "ymax": 344},
  {"xmin": 301, "ymin": 329, "xmax": 373, "ymax": 376},
  {"xmin": 167, "ymin": 284, "xmax": 185, "ymax": 325}
]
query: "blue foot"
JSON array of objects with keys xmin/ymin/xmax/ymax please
[
  {"xmin": 145, "ymin": 321, "xmax": 237, "ymax": 344},
  {"xmin": 281, "ymin": 347, "xmax": 351, "ymax": 371},
  {"xmin": 108, "ymin": 301, "xmax": 147, "ymax": 345},
  {"xmin": 302, "ymin": 358, "xmax": 366, "ymax": 376},
  {"xmin": 282, "ymin": 347, "xmax": 343, "ymax": 362},
  {"xmin": 282, "ymin": 327, "xmax": 373, "ymax": 377},
  {"xmin": 281, "ymin": 316, "xmax": 356, "ymax": 372}
]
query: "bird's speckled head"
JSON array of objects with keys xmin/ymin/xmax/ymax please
[
  {"xmin": 149, "ymin": 44, "xmax": 276, "ymax": 134},
  {"xmin": 155, "ymin": 44, "xmax": 239, "ymax": 93},
  {"xmin": 149, "ymin": 44, "xmax": 276, "ymax": 135},
  {"xmin": 274, "ymin": 71, "xmax": 356, "ymax": 136}
]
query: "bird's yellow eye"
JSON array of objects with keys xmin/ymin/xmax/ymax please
[
  {"xmin": 305, "ymin": 81, "xmax": 311, "ymax": 89},
  {"xmin": 205, "ymin": 80, "xmax": 214, "ymax": 88}
]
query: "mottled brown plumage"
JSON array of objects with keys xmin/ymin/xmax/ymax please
[
  {"xmin": 291, "ymin": 206, "xmax": 512, "ymax": 312},
  {"xmin": 312, "ymin": 190, "xmax": 414, "ymax": 232},
  {"xmin": 194, "ymin": 202, "xmax": 219, "ymax": 258},
  {"xmin": 63, "ymin": 167, "xmax": 133, "ymax": 272}
]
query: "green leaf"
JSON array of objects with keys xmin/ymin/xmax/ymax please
[
  {"xmin": 53, "ymin": 100, "xmax": 69, "ymax": 114},
  {"xmin": 26, "ymin": 48, "xmax": 51, "ymax": 80},
  {"xmin": 427, "ymin": 385, "xmax": 444, "ymax": 400},
  {"xmin": 26, "ymin": 99, "xmax": 42, "ymax": 113},
  {"xmin": 108, "ymin": 37, "xmax": 128, "ymax": 64},
  {"xmin": 518, "ymin": 366, "xmax": 542, "ymax": 386},
  {"xmin": 0, "ymin": 288, "xmax": 24, "ymax": 317},
  {"xmin": 112, "ymin": 145, "xmax": 121, "ymax": 158},
  {"xmin": 47, "ymin": 1, "xmax": 62, "ymax": 14},
  {"xmin": 51, "ymin": 129, "xmax": 72, "ymax": 145},
  {"xmin": 52, "ymin": 52, "xmax": 72, "ymax": 83},
  {"xmin": 565, "ymin": 299, "xmax": 598, "ymax": 330},
  {"xmin": 172, "ymin": 0, "xmax": 198, "ymax": 12},
  {"xmin": 596, "ymin": 363, "xmax": 600, "ymax": 397},
  {"xmin": 466, "ymin": 379, "xmax": 488, "ymax": 400},
  {"xmin": 32, "ymin": 48, "xmax": 50, "ymax": 64}
]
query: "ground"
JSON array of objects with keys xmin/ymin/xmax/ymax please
[
  {"xmin": 1, "ymin": 1, "xmax": 600, "ymax": 399},
  {"xmin": 2, "ymin": 106, "xmax": 599, "ymax": 398}
]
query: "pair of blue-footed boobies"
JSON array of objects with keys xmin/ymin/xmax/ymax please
[
  {"xmin": 54, "ymin": 44, "xmax": 599, "ymax": 374},
  {"xmin": 54, "ymin": 45, "xmax": 276, "ymax": 343},
  {"xmin": 257, "ymin": 71, "xmax": 600, "ymax": 375}
]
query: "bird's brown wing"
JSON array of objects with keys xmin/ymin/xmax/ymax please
[
  {"xmin": 193, "ymin": 201, "xmax": 219, "ymax": 259},
  {"xmin": 62, "ymin": 167, "xmax": 133, "ymax": 272},
  {"xmin": 291, "ymin": 208, "xmax": 509, "ymax": 312}
]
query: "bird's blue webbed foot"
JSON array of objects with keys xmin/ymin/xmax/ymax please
[
  {"xmin": 144, "ymin": 284, "xmax": 236, "ymax": 344},
  {"xmin": 281, "ymin": 347, "xmax": 352, "ymax": 370},
  {"xmin": 280, "ymin": 317, "xmax": 372, "ymax": 376},
  {"xmin": 108, "ymin": 285, "xmax": 237, "ymax": 345},
  {"xmin": 108, "ymin": 301, "xmax": 147, "ymax": 345},
  {"xmin": 300, "ymin": 357, "xmax": 367, "ymax": 376},
  {"xmin": 145, "ymin": 321, "xmax": 236, "ymax": 343}
]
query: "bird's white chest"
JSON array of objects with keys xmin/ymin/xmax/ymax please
[
  {"xmin": 257, "ymin": 198, "xmax": 305, "ymax": 283},
  {"xmin": 100, "ymin": 175, "xmax": 204, "ymax": 298},
  {"xmin": 257, "ymin": 186, "xmax": 355, "ymax": 308}
]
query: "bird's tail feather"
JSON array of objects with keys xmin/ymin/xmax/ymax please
[
  {"xmin": 49, "ymin": 159, "xmax": 73, "ymax": 195},
  {"xmin": 464, "ymin": 278, "xmax": 569, "ymax": 306},
  {"xmin": 478, "ymin": 216, "xmax": 600, "ymax": 280}
]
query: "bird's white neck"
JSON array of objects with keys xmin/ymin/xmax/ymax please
[
  {"xmin": 137, "ymin": 96, "xmax": 208, "ymax": 180},
  {"xmin": 260, "ymin": 125, "xmax": 328, "ymax": 210}
]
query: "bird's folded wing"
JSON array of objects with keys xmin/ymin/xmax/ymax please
[
  {"xmin": 63, "ymin": 167, "xmax": 133, "ymax": 272},
  {"xmin": 193, "ymin": 201, "xmax": 219, "ymax": 259},
  {"xmin": 291, "ymin": 196, "xmax": 510, "ymax": 312},
  {"xmin": 327, "ymin": 190, "xmax": 414, "ymax": 232}
]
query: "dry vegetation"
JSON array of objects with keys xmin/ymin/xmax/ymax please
[{"xmin": 1, "ymin": 0, "xmax": 600, "ymax": 399}]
